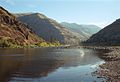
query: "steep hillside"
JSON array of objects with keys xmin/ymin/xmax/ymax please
[
  {"xmin": 85, "ymin": 19, "xmax": 120, "ymax": 46},
  {"xmin": 16, "ymin": 13, "xmax": 87, "ymax": 45},
  {"xmin": 0, "ymin": 7, "xmax": 42, "ymax": 47},
  {"xmin": 61, "ymin": 22, "xmax": 101, "ymax": 38}
]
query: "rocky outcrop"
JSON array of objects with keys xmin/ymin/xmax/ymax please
[{"xmin": 0, "ymin": 6, "xmax": 41, "ymax": 46}]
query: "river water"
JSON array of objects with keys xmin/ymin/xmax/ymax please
[{"xmin": 0, "ymin": 48, "xmax": 105, "ymax": 82}]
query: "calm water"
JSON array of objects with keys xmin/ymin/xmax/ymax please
[{"xmin": 0, "ymin": 48, "xmax": 104, "ymax": 82}]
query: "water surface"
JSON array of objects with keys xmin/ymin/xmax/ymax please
[{"xmin": 0, "ymin": 48, "xmax": 104, "ymax": 82}]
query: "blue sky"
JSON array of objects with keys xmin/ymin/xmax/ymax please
[{"xmin": 1, "ymin": 0, "xmax": 120, "ymax": 27}]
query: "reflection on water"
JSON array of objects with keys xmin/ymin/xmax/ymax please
[{"xmin": 0, "ymin": 48, "xmax": 104, "ymax": 82}]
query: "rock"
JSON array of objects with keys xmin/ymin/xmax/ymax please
[{"xmin": 0, "ymin": 6, "xmax": 42, "ymax": 46}]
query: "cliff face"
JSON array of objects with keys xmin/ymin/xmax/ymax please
[
  {"xmin": 85, "ymin": 19, "xmax": 120, "ymax": 46},
  {"xmin": 16, "ymin": 13, "xmax": 86, "ymax": 45},
  {"xmin": 0, "ymin": 7, "xmax": 41, "ymax": 46}
]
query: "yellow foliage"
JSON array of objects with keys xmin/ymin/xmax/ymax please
[{"xmin": 36, "ymin": 41, "xmax": 62, "ymax": 47}]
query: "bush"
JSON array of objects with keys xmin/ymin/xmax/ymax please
[
  {"xmin": 0, "ymin": 37, "xmax": 20, "ymax": 48},
  {"xmin": 36, "ymin": 41, "xmax": 62, "ymax": 47},
  {"xmin": 0, "ymin": 40, "xmax": 11, "ymax": 47}
]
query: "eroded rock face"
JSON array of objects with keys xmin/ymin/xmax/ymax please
[{"xmin": 0, "ymin": 6, "xmax": 41, "ymax": 46}]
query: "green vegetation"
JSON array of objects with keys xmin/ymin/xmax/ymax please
[
  {"xmin": 0, "ymin": 40, "xmax": 11, "ymax": 47},
  {"xmin": 0, "ymin": 37, "xmax": 62, "ymax": 48},
  {"xmin": 36, "ymin": 41, "xmax": 62, "ymax": 47},
  {"xmin": 0, "ymin": 37, "xmax": 22, "ymax": 48}
]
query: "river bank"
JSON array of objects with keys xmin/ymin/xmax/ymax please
[
  {"xmin": 84, "ymin": 46, "xmax": 120, "ymax": 82},
  {"xmin": 63, "ymin": 45, "xmax": 120, "ymax": 82}
]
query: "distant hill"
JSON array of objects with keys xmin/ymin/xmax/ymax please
[
  {"xmin": 16, "ymin": 13, "xmax": 88, "ymax": 45},
  {"xmin": 61, "ymin": 22, "xmax": 101, "ymax": 38},
  {"xmin": 85, "ymin": 19, "xmax": 120, "ymax": 46},
  {"xmin": 0, "ymin": 7, "xmax": 41, "ymax": 47}
]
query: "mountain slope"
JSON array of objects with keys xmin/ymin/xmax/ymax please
[
  {"xmin": 16, "ymin": 13, "xmax": 87, "ymax": 45},
  {"xmin": 85, "ymin": 19, "xmax": 120, "ymax": 46},
  {"xmin": 0, "ymin": 7, "xmax": 41, "ymax": 47},
  {"xmin": 61, "ymin": 22, "xmax": 101, "ymax": 38}
]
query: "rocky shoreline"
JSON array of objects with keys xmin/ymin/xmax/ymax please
[
  {"xmin": 62, "ymin": 45, "xmax": 120, "ymax": 82},
  {"xmin": 87, "ymin": 46, "xmax": 120, "ymax": 82}
]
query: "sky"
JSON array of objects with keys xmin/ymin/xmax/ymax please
[{"xmin": 1, "ymin": 0, "xmax": 120, "ymax": 28}]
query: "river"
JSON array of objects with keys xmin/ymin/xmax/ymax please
[{"xmin": 0, "ymin": 48, "xmax": 105, "ymax": 82}]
